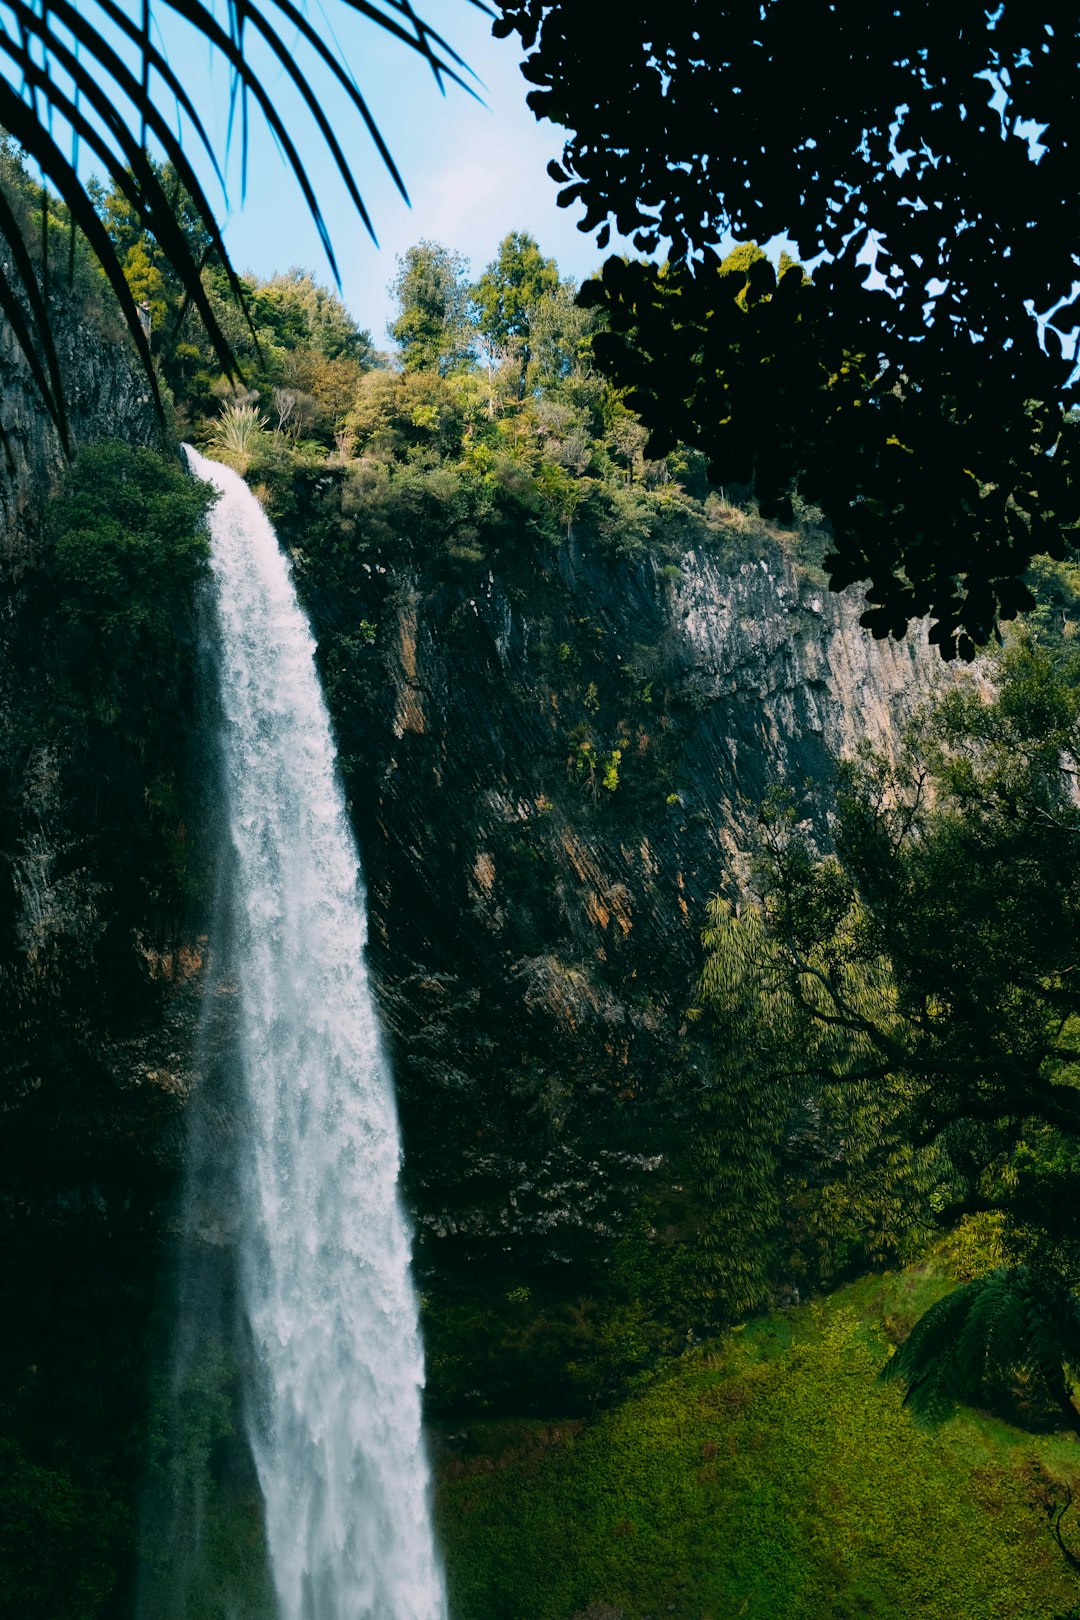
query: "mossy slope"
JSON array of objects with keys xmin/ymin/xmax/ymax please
[{"xmin": 437, "ymin": 1266, "xmax": 1080, "ymax": 1620}]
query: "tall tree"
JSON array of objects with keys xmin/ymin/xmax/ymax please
[
  {"xmin": 527, "ymin": 277, "xmax": 594, "ymax": 391},
  {"xmin": 697, "ymin": 635, "xmax": 1080, "ymax": 1396},
  {"xmin": 251, "ymin": 271, "xmax": 379, "ymax": 367},
  {"xmin": 473, "ymin": 230, "xmax": 559, "ymax": 395},
  {"xmin": 496, "ymin": 2, "xmax": 1079, "ymax": 657},
  {"xmin": 388, "ymin": 240, "xmax": 475, "ymax": 375},
  {"xmin": 91, "ymin": 160, "xmax": 220, "ymax": 337}
]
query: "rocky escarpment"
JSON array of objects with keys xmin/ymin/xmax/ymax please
[
  {"xmin": 0, "ymin": 284, "xmax": 158, "ymax": 559},
  {"xmin": 306, "ymin": 521, "xmax": 950, "ymax": 1345},
  {"xmin": 0, "ymin": 309, "xmax": 187, "ymax": 1199},
  {"xmin": 0, "ymin": 316, "xmax": 220, "ymax": 1620},
  {"xmin": 0, "ymin": 301, "xmax": 955, "ymax": 1428},
  {"xmin": 0, "ymin": 307, "xmax": 953, "ymax": 1423}
]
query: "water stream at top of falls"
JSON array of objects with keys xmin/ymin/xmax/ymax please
[{"xmin": 184, "ymin": 446, "xmax": 445, "ymax": 1620}]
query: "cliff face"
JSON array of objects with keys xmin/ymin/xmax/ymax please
[
  {"xmin": 0, "ymin": 316, "xmax": 943, "ymax": 1265},
  {"xmin": 313, "ymin": 526, "xmax": 947, "ymax": 1300},
  {"xmin": 0, "ymin": 295, "xmax": 158, "ymax": 559},
  {"xmin": 0, "ymin": 321, "xmax": 963, "ymax": 1615},
  {"xmin": 0, "ymin": 311, "xmax": 183, "ymax": 1204},
  {"xmin": 0, "ymin": 314, "xmax": 207, "ymax": 1616},
  {"xmin": 0, "ymin": 299, "xmax": 955, "ymax": 1438}
]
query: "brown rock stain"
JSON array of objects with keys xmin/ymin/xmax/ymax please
[
  {"xmin": 561, "ymin": 829, "xmax": 632, "ymax": 935},
  {"xmin": 394, "ymin": 602, "xmax": 425, "ymax": 734},
  {"xmin": 398, "ymin": 604, "xmax": 418, "ymax": 682},
  {"xmin": 472, "ymin": 852, "xmax": 496, "ymax": 896}
]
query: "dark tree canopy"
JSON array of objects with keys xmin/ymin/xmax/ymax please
[
  {"xmin": 496, "ymin": 3, "xmax": 1080, "ymax": 657},
  {"xmin": 695, "ymin": 631, "xmax": 1080, "ymax": 1411}
]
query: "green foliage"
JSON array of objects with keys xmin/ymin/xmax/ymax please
[
  {"xmin": 694, "ymin": 900, "xmax": 804, "ymax": 1318},
  {"xmin": 92, "ymin": 160, "xmax": 217, "ymax": 333},
  {"xmin": 247, "ymin": 270, "xmax": 379, "ymax": 366},
  {"xmin": 1025, "ymin": 554, "xmax": 1080, "ymax": 650},
  {"xmin": 570, "ymin": 738, "xmax": 622, "ymax": 798},
  {"xmin": 695, "ymin": 636, "xmax": 1080, "ymax": 1395},
  {"xmin": 501, "ymin": 3, "xmax": 1079, "ymax": 658},
  {"xmin": 347, "ymin": 368, "xmax": 466, "ymax": 461},
  {"xmin": 881, "ymin": 1267, "xmax": 1080, "ymax": 1430},
  {"xmin": 422, "ymin": 1208, "xmax": 694, "ymax": 1420},
  {"xmin": 0, "ymin": 0, "xmax": 470, "ymax": 442},
  {"xmin": 137, "ymin": 1333, "xmax": 274, "ymax": 1620},
  {"xmin": 527, "ymin": 278, "xmax": 596, "ymax": 392},
  {"xmin": 239, "ymin": 246, "xmax": 780, "ymax": 601},
  {"xmin": 117, "ymin": 213, "xmax": 792, "ymax": 597},
  {"xmin": 0, "ymin": 441, "xmax": 215, "ymax": 1043},
  {"xmin": 388, "ymin": 240, "xmax": 474, "ymax": 376},
  {"xmin": 206, "ymin": 401, "xmax": 270, "ymax": 469},
  {"xmin": 0, "ymin": 1439, "xmax": 123, "ymax": 1620},
  {"xmin": 694, "ymin": 882, "xmax": 935, "ymax": 1319},
  {"xmin": 98, "ymin": 216, "xmax": 805, "ymax": 601},
  {"xmin": 474, "ymin": 230, "xmax": 560, "ymax": 394},
  {"xmin": 90, "ymin": 167, "xmax": 382, "ymax": 448},
  {"xmin": 47, "ymin": 442, "xmax": 212, "ymax": 710}
]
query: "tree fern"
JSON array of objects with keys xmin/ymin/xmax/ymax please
[
  {"xmin": 880, "ymin": 1279, "xmax": 978, "ymax": 1423},
  {"xmin": 882, "ymin": 1267, "xmax": 1080, "ymax": 1433}
]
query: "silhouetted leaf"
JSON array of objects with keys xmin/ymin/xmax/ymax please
[{"xmin": 498, "ymin": 2, "xmax": 1079, "ymax": 655}]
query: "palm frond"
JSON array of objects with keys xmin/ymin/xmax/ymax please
[{"xmin": 0, "ymin": 0, "xmax": 487, "ymax": 445}]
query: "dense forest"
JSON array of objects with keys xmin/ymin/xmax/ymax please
[{"xmin": 3, "ymin": 138, "xmax": 1080, "ymax": 1619}]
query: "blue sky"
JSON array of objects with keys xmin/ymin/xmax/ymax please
[
  {"xmin": 6, "ymin": 3, "xmax": 1076, "ymax": 365},
  {"xmin": 154, "ymin": 3, "xmax": 1074, "ymax": 365},
  {"xmin": 142, "ymin": 0, "xmax": 632, "ymax": 344}
]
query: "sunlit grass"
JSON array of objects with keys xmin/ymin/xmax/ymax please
[{"xmin": 436, "ymin": 1255, "xmax": 1080, "ymax": 1620}]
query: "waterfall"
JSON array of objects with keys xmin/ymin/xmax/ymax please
[{"xmin": 184, "ymin": 446, "xmax": 445, "ymax": 1620}]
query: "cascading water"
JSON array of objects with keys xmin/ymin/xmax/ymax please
[{"xmin": 184, "ymin": 446, "xmax": 445, "ymax": 1620}]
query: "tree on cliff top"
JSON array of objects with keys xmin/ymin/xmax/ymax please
[
  {"xmin": 474, "ymin": 230, "xmax": 560, "ymax": 395},
  {"xmin": 388, "ymin": 241, "xmax": 475, "ymax": 376},
  {"xmin": 496, "ymin": 2, "xmax": 1079, "ymax": 657}
]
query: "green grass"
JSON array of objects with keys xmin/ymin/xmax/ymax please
[{"xmin": 435, "ymin": 1261, "xmax": 1080, "ymax": 1620}]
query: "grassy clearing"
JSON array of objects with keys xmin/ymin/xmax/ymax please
[{"xmin": 435, "ymin": 1260, "xmax": 1080, "ymax": 1620}]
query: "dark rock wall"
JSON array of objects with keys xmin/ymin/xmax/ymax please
[
  {"xmin": 0, "ymin": 297, "xmax": 954, "ymax": 1442},
  {"xmin": 0, "ymin": 291, "xmax": 158, "ymax": 561},
  {"xmin": 0, "ymin": 306, "xmax": 185, "ymax": 1210},
  {"xmin": 313, "ymin": 528, "xmax": 948, "ymax": 1285},
  {"xmin": 0, "ymin": 302, "xmax": 949, "ymax": 1302},
  {"xmin": 0, "ymin": 306, "xmax": 199, "ymax": 1617}
]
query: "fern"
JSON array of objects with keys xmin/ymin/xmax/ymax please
[
  {"xmin": 882, "ymin": 1267, "xmax": 1080, "ymax": 1432},
  {"xmin": 881, "ymin": 1282, "xmax": 977, "ymax": 1422}
]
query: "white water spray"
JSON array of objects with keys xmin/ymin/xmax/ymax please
[{"xmin": 185, "ymin": 447, "xmax": 445, "ymax": 1620}]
